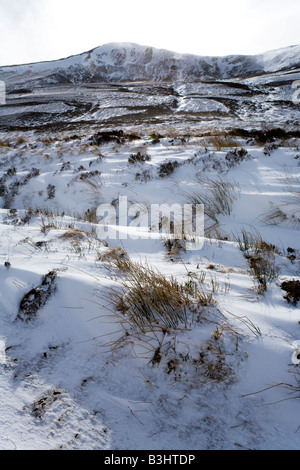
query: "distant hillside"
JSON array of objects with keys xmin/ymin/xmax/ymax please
[{"xmin": 1, "ymin": 42, "xmax": 300, "ymax": 87}]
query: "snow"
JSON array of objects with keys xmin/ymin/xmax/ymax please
[
  {"xmin": 0, "ymin": 129, "xmax": 300, "ymax": 450},
  {"xmin": 262, "ymin": 44, "xmax": 300, "ymax": 72},
  {"xmin": 0, "ymin": 102, "xmax": 74, "ymax": 117},
  {"xmin": 1, "ymin": 42, "xmax": 300, "ymax": 85}
]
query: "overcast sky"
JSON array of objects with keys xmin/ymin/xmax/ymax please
[{"xmin": 0, "ymin": 0, "xmax": 300, "ymax": 66}]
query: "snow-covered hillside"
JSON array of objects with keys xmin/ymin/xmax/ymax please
[
  {"xmin": 0, "ymin": 43, "xmax": 299, "ymax": 135},
  {"xmin": 0, "ymin": 127, "xmax": 300, "ymax": 450},
  {"xmin": 1, "ymin": 42, "xmax": 300, "ymax": 86},
  {"xmin": 0, "ymin": 42, "xmax": 300, "ymax": 451}
]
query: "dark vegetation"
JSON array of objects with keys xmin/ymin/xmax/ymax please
[
  {"xmin": 225, "ymin": 148, "xmax": 250, "ymax": 168},
  {"xmin": 0, "ymin": 167, "xmax": 40, "ymax": 208},
  {"xmin": 230, "ymin": 127, "xmax": 300, "ymax": 144},
  {"xmin": 17, "ymin": 270, "xmax": 57, "ymax": 322},
  {"xmin": 158, "ymin": 160, "xmax": 180, "ymax": 178},
  {"xmin": 128, "ymin": 151, "xmax": 151, "ymax": 165},
  {"xmin": 89, "ymin": 130, "xmax": 141, "ymax": 146},
  {"xmin": 281, "ymin": 280, "xmax": 300, "ymax": 306}
]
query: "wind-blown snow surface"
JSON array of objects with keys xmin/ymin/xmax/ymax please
[{"xmin": 0, "ymin": 131, "xmax": 300, "ymax": 450}]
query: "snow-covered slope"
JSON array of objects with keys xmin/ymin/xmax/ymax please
[
  {"xmin": 0, "ymin": 42, "xmax": 299, "ymax": 134},
  {"xmin": 0, "ymin": 127, "xmax": 300, "ymax": 450},
  {"xmin": 1, "ymin": 42, "xmax": 300, "ymax": 86},
  {"xmin": 262, "ymin": 44, "xmax": 300, "ymax": 72},
  {"xmin": 0, "ymin": 42, "xmax": 300, "ymax": 451}
]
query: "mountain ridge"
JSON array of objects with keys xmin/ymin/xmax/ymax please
[{"xmin": 1, "ymin": 42, "xmax": 300, "ymax": 86}]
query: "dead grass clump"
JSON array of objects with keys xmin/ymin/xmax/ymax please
[
  {"xmin": 204, "ymin": 224, "xmax": 229, "ymax": 241},
  {"xmin": 246, "ymin": 253, "xmax": 278, "ymax": 295},
  {"xmin": 40, "ymin": 216, "xmax": 60, "ymax": 234},
  {"xmin": 83, "ymin": 208, "xmax": 98, "ymax": 224},
  {"xmin": 184, "ymin": 176, "xmax": 239, "ymax": 227},
  {"xmin": 233, "ymin": 226, "xmax": 263, "ymax": 253},
  {"xmin": 262, "ymin": 205, "xmax": 300, "ymax": 228},
  {"xmin": 117, "ymin": 282, "xmax": 188, "ymax": 331},
  {"xmin": 262, "ymin": 185, "xmax": 300, "ymax": 228},
  {"xmin": 97, "ymin": 247, "xmax": 130, "ymax": 271},
  {"xmin": 95, "ymin": 257, "xmax": 257, "ymax": 384},
  {"xmin": 205, "ymin": 135, "xmax": 239, "ymax": 151},
  {"xmin": 101, "ymin": 258, "xmax": 215, "ymax": 334},
  {"xmin": 59, "ymin": 228, "xmax": 92, "ymax": 242},
  {"xmin": 148, "ymin": 132, "xmax": 164, "ymax": 144},
  {"xmin": 164, "ymin": 238, "xmax": 186, "ymax": 258},
  {"xmin": 234, "ymin": 227, "xmax": 279, "ymax": 294},
  {"xmin": 0, "ymin": 139, "xmax": 11, "ymax": 148}
]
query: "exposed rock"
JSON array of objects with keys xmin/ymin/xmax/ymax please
[{"xmin": 17, "ymin": 270, "xmax": 57, "ymax": 321}]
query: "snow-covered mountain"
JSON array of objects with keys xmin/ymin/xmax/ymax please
[{"xmin": 1, "ymin": 42, "xmax": 300, "ymax": 86}]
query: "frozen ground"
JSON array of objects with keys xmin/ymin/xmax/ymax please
[{"xmin": 0, "ymin": 129, "xmax": 300, "ymax": 450}]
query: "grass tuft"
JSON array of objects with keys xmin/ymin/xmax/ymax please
[
  {"xmin": 183, "ymin": 176, "xmax": 239, "ymax": 236},
  {"xmin": 99, "ymin": 255, "xmax": 216, "ymax": 334},
  {"xmin": 234, "ymin": 227, "xmax": 279, "ymax": 295}
]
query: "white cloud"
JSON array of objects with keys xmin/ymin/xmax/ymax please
[{"xmin": 0, "ymin": 0, "xmax": 299, "ymax": 65}]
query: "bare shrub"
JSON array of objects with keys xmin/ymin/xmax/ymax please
[
  {"xmin": 225, "ymin": 148, "xmax": 250, "ymax": 168},
  {"xmin": 79, "ymin": 170, "xmax": 102, "ymax": 193},
  {"xmin": 83, "ymin": 207, "xmax": 98, "ymax": 223},
  {"xmin": 135, "ymin": 169, "xmax": 152, "ymax": 183},
  {"xmin": 47, "ymin": 184, "xmax": 56, "ymax": 200},
  {"xmin": 128, "ymin": 152, "xmax": 151, "ymax": 165},
  {"xmin": 89, "ymin": 130, "xmax": 141, "ymax": 146},
  {"xmin": 158, "ymin": 160, "xmax": 180, "ymax": 178}
]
